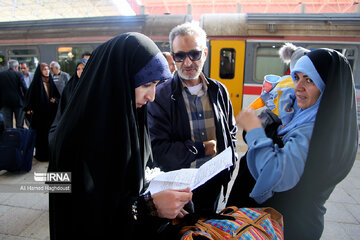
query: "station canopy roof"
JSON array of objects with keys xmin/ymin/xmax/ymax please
[{"xmin": 1, "ymin": 0, "xmax": 359, "ymax": 22}]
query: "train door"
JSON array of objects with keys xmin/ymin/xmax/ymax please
[{"xmin": 209, "ymin": 40, "xmax": 245, "ymax": 116}]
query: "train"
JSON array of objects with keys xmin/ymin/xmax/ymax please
[{"xmin": 0, "ymin": 13, "xmax": 359, "ymax": 115}]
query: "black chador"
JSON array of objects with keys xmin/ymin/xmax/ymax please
[
  {"xmin": 24, "ymin": 63, "xmax": 60, "ymax": 162},
  {"xmin": 227, "ymin": 49, "xmax": 358, "ymax": 239},
  {"xmin": 48, "ymin": 33, "xmax": 171, "ymax": 240}
]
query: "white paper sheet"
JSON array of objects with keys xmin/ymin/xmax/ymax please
[{"xmin": 146, "ymin": 147, "xmax": 233, "ymax": 194}]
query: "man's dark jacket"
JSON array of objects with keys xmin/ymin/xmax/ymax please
[
  {"xmin": 147, "ymin": 73, "xmax": 237, "ymax": 212},
  {"xmin": 0, "ymin": 69, "xmax": 27, "ymax": 108}
]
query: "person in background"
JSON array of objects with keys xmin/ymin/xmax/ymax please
[
  {"xmin": 280, "ymin": 42, "xmax": 310, "ymax": 75},
  {"xmin": 0, "ymin": 109, "xmax": 4, "ymax": 132},
  {"xmin": 48, "ymin": 33, "xmax": 192, "ymax": 240},
  {"xmin": 81, "ymin": 51, "xmax": 92, "ymax": 59},
  {"xmin": 162, "ymin": 51, "xmax": 176, "ymax": 75},
  {"xmin": 227, "ymin": 48, "xmax": 358, "ymax": 239},
  {"xmin": 0, "ymin": 96, "xmax": 2, "ymax": 131},
  {"xmin": 19, "ymin": 62, "xmax": 34, "ymax": 127},
  {"xmin": 49, "ymin": 61, "xmax": 70, "ymax": 94},
  {"xmin": 24, "ymin": 63, "xmax": 60, "ymax": 162},
  {"xmin": 20, "ymin": 62, "xmax": 34, "ymax": 88},
  {"xmin": 147, "ymin": 23, "xmax": 237, "ymax": 213},
  {"xmin": 0, "ymin": 60, "xmax": 27, "ymax": 128},
  {"xmin": 56, "ymin": 58, "xmax": 88, "ymax": 115}
]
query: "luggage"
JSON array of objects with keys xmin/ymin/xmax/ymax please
[{"xmin": 0, "ymin": 127, "xmax": 36, "ymax": 172}]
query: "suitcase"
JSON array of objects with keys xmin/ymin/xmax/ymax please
[{"xmin": 0, "ymin": 128, "xmax": 36, "ymax": 172}]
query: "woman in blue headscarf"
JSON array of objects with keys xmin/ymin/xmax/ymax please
[
  {"xmin": 48, "ymin": 33, "xmax": 192, "ymax": 240},
  {"xmin": 227, "ymin": 49, "xmax": 358, "ymax": 239}
]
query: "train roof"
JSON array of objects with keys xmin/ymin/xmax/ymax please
[
  {"xmin": 0, "ymin": 14, "xmax": 192, "ymax": 41},
  {"xmin": 0, "ymin": 13, "xmax": 359, "ymax": 42},
  {"xmin": 200, "ymin": 13, "xmax": 360, "ymax": 38}
]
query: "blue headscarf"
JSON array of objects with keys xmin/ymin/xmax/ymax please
[
  {"xmin": 277, "ymin": 50, "xmax": 326, "ymax": 135},
  {"xmin": 134, "ymin": 52, "xmax": 171, "ymax": 88}
]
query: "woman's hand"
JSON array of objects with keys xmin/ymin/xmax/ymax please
[
  {"xmin": 152, "ymin": 188, "xmax": 192, "ymax": 219},
  {"xmin": 50, "ymin": 98, "xmax": 56, "ymax": 103},
  {"xmin": 26, "ymin": 110, "xmax": 33, "ymax": 115},
  {"xmin": 176, "ymin": 208, "xmax": 189, "ymax": 219},
  {"xmin": 236, "ymin": 109, "xmax": 262, "ymax": 132}
]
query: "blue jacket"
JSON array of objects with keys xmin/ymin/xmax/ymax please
[
  {"xmin": 147, "ymin": 73, "xmax": 237, "ymax": 171},
  {"xmin": 245, "ymin": 123, "xmax": 314, "ymax": 203}
]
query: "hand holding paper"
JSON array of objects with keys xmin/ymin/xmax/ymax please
[{"xmin": 146, "ymin": 147, "xmax": 233, "ymax": 194}]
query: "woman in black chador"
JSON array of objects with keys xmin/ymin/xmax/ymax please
[
  {"xmin": 48, "ymin": 33, "xmax": 193, "ymax": 240},
  {"xmin": 58, "ymin": 58, "xmax": 87, "ymax": 115},
  {"xmin": 24, "ymin": 63, "xmax": 60, "ymax": 162},
  {"xmin": 50, "ymin": 58, "xmax": 88, "ymax": 129},
  {"xmin": 227, "ymin": 48, "xmax": 358, "ymax": 239}
]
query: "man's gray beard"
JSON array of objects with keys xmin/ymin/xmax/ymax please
[{"xmin": 178, "ymin": 69, "xmax": 201, "ymax": 81}]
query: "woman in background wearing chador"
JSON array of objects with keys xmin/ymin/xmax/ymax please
[
  {"xmin": 50, "ymin": 58, "xmax": 88, "ymax": 130},
  {"xmin": 58, "ymin": 58, "xmax": 88, "ymax": 115},
  {"xmin": 227, "ymin": 48, "xmax": 358, "ymax": 239},
  {"xmin": 24, "ymin": 63, "xmax": 60, "ymax": 162},
  {"xmin": 48, "ymin": 33, "xmax": 192, "ymax": 240}
]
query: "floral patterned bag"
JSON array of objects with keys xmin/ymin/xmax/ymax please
[{"xmin": 179, "ymin": 207, "xmax": 284, "ymax": 240}]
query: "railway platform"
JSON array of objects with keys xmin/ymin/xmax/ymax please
[{"xmin": 0, "ymin": 144, "xmax": 360, "ymax": 239}]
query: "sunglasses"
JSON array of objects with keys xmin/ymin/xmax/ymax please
[{"xmin": 172, "ymin": 50, "xmax": 203, "ymax": 62}]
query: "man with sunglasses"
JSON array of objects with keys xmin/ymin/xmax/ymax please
[{"xmin": 148, "ymin": 23, "xmax": 237, "ymax": 214}]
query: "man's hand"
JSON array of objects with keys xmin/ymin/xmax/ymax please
[{"xmin": 204, "ymin": 140, "xmax": 217, "ymax": 156}]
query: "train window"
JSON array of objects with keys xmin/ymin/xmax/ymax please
[
  {"xmin": 8, "ymin": 49, "xmax": 37, "ymax": 56},
  {"xmin": 308, "ymin": 45, "xmax": 357, "ymax": 72},
  {"xmin": 219, "ymin": 48, "xmax": 235, "ymax": 79},
  {"xmin": 345, "ymin": 49, "xmax": 355, "ymax": 57},
  {"xmin": 7, "ymin": 47, "xmax": 39, "ymax": 72},
  {"xmin": 57, "ymin": 46, "xmax": 92, "ymax": 74},
  {"xmin": 254, "ymin": 46, "xmax": 285, "ymax": 84},
  {"xmin": 342, "ymin": 48, "xmax": 356, "ymax": 71}
]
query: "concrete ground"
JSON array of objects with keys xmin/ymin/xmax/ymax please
[{"xmin": 0, "ymin": 147, "xmax": 360, "ymax": 239}]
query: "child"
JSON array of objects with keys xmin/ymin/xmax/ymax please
[
  {"xmin": 250, "ymin": 74, "xmax": 297, "ymax": 126},
  {"xmin": 249, "ymin": 43, "xmax": 309, "ymax": 126}
]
